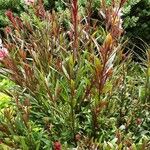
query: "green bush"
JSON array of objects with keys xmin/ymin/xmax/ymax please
[
  {"xmin": 0, "ymin": 0, "xmax": 149, "ymax": 149},
  {"xmin": 123, "ymin": 0, "xmax": 150, "ymax": 43}
]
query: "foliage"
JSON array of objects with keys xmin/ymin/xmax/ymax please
[
  {"xmin": 123, "ymin": 0, "xmax": 150, "ymax": 43},
  {"xmin": 0, "ymin": 0, "xmax": 150, "ymax": 46},
  {"xmin": 77, "ymin": 0, "xmax": 150, "ymax": 50},
  {"xmin": 0, "ymin": 0, "xmax": 23, "ymax": 28},
  {"xmin": 0, "ymin": 0, "xmax": 150, "ymax": 149},
  {"xmin": 0, "ymin": 0, "xmax": 59, "ymax": 29},
  {"xmin": 0, "ymin": 75, "xmax": 14, "ymax": 111}
]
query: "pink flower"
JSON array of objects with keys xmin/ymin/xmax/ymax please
[
  {"xmin": 0, "ymin": 48, "xmax": 9, "ymax": 60},
  {"xmin": 24, "ymin": 0, "xmax": 35, "ymax": 5}
]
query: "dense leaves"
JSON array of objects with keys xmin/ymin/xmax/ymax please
[{"xmin": 0, "ymin": 0, "xmax": 150, "ymax": 149}]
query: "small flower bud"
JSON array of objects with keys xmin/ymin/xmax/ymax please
[
  {"xmin": 53, "ymin": 141, "xmax": 61, "ymax": 150},
  {"xmin": 0, "ymin": 48, "xmax": 9, "ymax": 60}
]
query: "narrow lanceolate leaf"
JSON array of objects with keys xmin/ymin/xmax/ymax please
[
  {"xmin": 62, "ymin": 65, "xmax": 70, "ymax": 79},
  {"xmin": 105, "ymin": 50, "xmax": 116, "ymax": 72}
]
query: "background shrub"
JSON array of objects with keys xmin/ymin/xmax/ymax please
[{"xmin": 123, "ymin": 0, "xmax": 150, "ymax": 44}]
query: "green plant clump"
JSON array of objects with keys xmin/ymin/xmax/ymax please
[{"xmin": 0, "ymin": 0, "xmax": 150, "ymax": 149}]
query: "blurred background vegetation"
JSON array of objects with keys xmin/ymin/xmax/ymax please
[{"xmin": 0, "ymin": 0, "xmax": 150, "ymax": 149}]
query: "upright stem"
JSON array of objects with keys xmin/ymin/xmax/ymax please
[
  {"xmin": 145, "ymin": 67, "xmax": 150, "ymax": 103},
  {"xmin": 70, "ymin": 79, "xmax": 76, "ymax": 141},
  {"xmin": 71, "ymin": 95, "xmax": 75, "ymax": 139},
  {"xmin": 91, "ymin": 108, "xmax": 98, "ymax": 138},
  {"xmin": 72, "ymin": 0, "xmax": 78, "ymax": 61}
]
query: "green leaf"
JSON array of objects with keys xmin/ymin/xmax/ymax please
[{"xmin": 62, "ymin": 65, "xmax": 70, "ymax": 79}]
